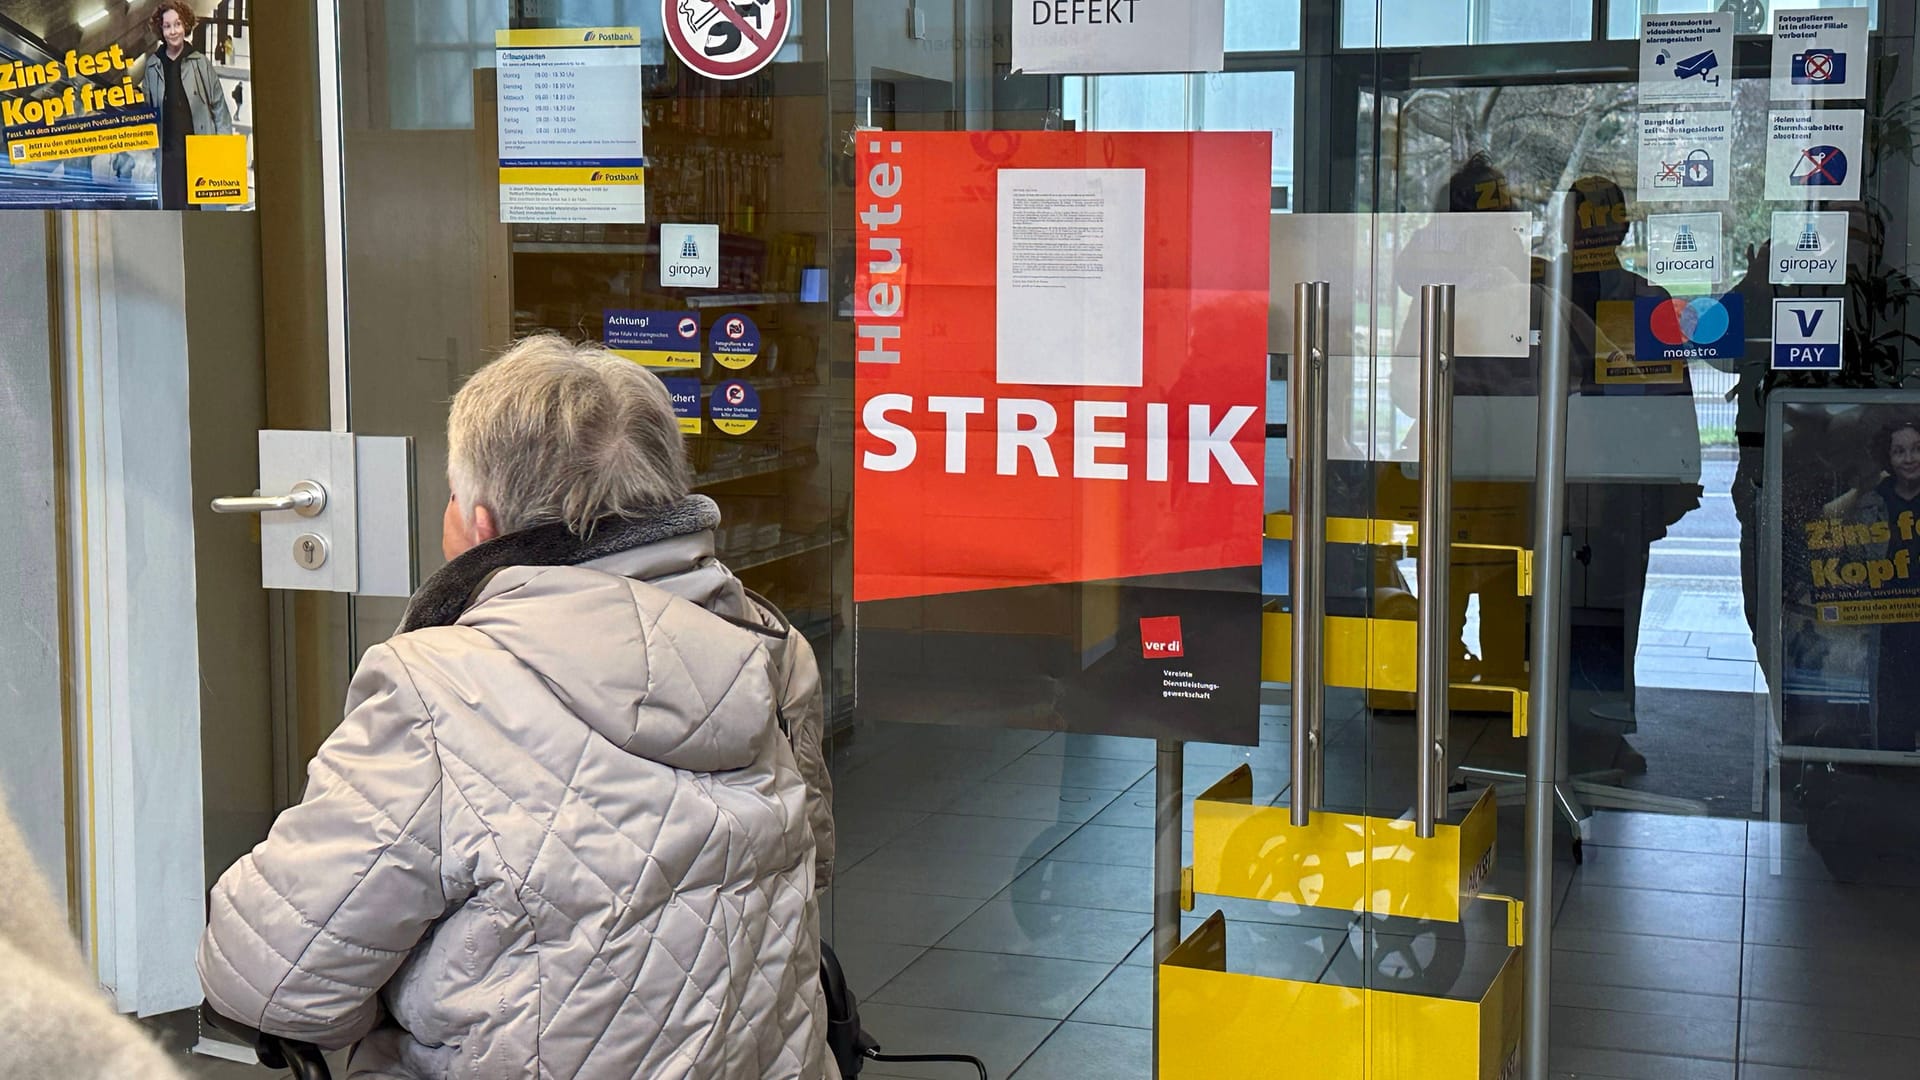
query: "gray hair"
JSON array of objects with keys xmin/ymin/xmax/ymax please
[{"xmin": 448, "ymin": 335, "xmax": 691, "ymax": 536}]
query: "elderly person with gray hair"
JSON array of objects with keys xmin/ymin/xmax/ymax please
[{"xmin": 198, "ymin": 336, "xmax": 835, "ymax": 1079}]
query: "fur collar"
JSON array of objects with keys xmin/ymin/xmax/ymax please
[{"xmin": 399, "ymin": 495, "xmax": 721, "ymax": 633}]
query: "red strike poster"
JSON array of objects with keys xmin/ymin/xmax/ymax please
[{"xmin": 853, "ymin": 130, "xmax": 1270, "ymax": 745}]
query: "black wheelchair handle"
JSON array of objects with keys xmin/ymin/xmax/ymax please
[{"xmin": 199, "ymin": 1003, "xmax": 332, "ymax": 1080}]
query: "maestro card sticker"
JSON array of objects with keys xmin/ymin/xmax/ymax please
[
  {"xmin": 1639, "ymin": 110, "xmax": 1732, "ymax": 203},
  {"xmin": 606, "ymin": 309, "xmax": 702, "ymax": 368},
  {"xmin": 1640, "ymin": 12, "xmax": 1733, "ymax": 104},
  {"xmin": 1771, "ymin": 7, "xmax": 1869, "ymax": 101},
  {"xmin": 1766, "ymin": 110, "xmax": 1865, "ymax": 202},
  {"xmin": 1771, "ymin": 210, "xmax": 1849, "ymax": 285},
  {"xmin": 709, "ymin": 311, "xmax": 762, "ymax": 369},
  {"xmin": 710, "ymin": 379, "xmax": 760, "ymax": 434},
  {"xmin": 1633, "ymin": 293, "xmax": 1743, "ymax": 383}
]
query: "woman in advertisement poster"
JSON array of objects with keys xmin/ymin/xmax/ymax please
[
  {"xmin": 143, "ymin": 1, "xmax": 232, "ymax": 210},
  {"xmin": 1818, "ymin": 416, "xmax": 1920, "ymax": 751}
]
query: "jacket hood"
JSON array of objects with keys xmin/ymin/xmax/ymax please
[{"xmin": 456, "ymin": 556, "xmax": 779, "ymax": 773}]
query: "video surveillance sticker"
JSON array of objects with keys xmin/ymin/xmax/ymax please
[
  {"xmin": 1771, "ymin": 7, "xmax": 1868, "ymax": 102},
  {"xmin": 1640, "ymin": 12, "xmax": 1733, "ymax": 104}
]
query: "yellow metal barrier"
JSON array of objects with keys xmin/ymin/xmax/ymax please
[
  {"xmin": 1262, "ymin": 610, "xmax": 1528, "ymax": 737},
  {"xmin": 1264, "ymin": 513, "xmax": 1534, "ymax": 596},
  {"xmin": 1188, "ymin": 766, "xmax": 1498, "ymax": 923},
  {"xmin": 1160, "ymin": 912, "xmax": 1524, "ymax": 1080}
]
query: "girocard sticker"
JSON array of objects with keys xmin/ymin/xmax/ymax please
[
  {"xmin": 1640, "ymin": 12, "xmax": 1733, "ymax": 104},
  {"xmin": 1773, "ymin": 298, "xmax": 1844, "ymax": 371},
  {"xmin": 660, "ymin": 222, "xmax": 720, "ymax": 287},
  {"xmin": 1638, "ymin": 110, "xmax": 1732, "ymax": 203},
  {"xmin": 1645, "ymin": 213, "xmax": 1723, "ymax": 286},
  {"xmin": 1012, "ymin": 0, "xmax": 1225, "ymax": 75},
  {"xmin": 1771, "ymin": 7, "xmax": 1869, "ymax": 102},
  {"xmin": 660, "ymin": 376, "xmax": 704, "ymax": 433},
  {"xmin": 1771, "ymin": 210, "xmax": 1848, "ymax": 285},
  {"xmin": 664, "ymin": 0, "xmax": 791, "ymax": 81},
  {"xmin": 1633, "ymin": 293, "xmax": 1742, "ymax": 382},
  {"xmin": 853, "ymin": 131, "xmax": 1269, "ymax": 746},
  {"xmin": 185, "ymin": 134, "xmax": 249, "ymax": 205},
  {"xmin": 606, "ymin": 309, "xmax": 702, "ymax": 368},
  {"xmin": 709, "ymin": 312, "xmax": 762, "ymax": 369},
  {"xmin": 495, "ymin": 28, "xmax": 647, "ymax": 224},
  {"xmin": 710, "ymin": 379, "xmax": 760, "ymax": 434},
  {"xmin": 1766, "ymin": 109, "xmax": 1865, "ymax": 202}
]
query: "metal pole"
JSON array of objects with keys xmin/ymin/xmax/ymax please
[
  {"xmin": 1523, "ymin": 194, "xmax": 1577, "ymax": 1080},
  {"xmin": 1416, "ymin": 284, "xmax": 1456, "ymax": 838},
  {"xmin": 1291, "ymin": 281, "xmax": 1330, "ymax": 824},
  {"xmin": 1151, "ymin": 737, "xmax": 1184, "ymax": 1079}
]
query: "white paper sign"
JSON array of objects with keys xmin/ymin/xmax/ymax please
[
  {"xmin": 1771, "ymin": 210, "xmax": 1849, "ymax": 285},
  {"xmin": 996, "ymin": 168, "xmax": 1146, "ymax": 387},
  {"xmin": 496, "ymin": 28, "xmax": 648, "ymax": 224},
  {"xmin": 1012, "ymin": 0, "xmax": 1225, "ymax": 75},
  {"xmin": 1771, "ymin": 7, "xmax": 1869, "ymax": 101},
  {"xmin": 1765, "ymin": 109, "xmax": 1865, "ymax": 202},
  {"xmin": 1645, "ymin": 212, "xmax": 1723, "ymax": 285},
  {"xmin": 660, "ymin": 223, "xmax": 720, "ymax": 288},
  {"xmin": 1638, "ymin": 110, "xmax": 1733, "ymax": 203},
  {"xmin": 1640, "ymin": 13, "xmax": 1733, "ymax": 104}
]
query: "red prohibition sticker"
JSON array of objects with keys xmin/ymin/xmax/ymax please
[{"xmin": 664, "ymin": 0, "xmax": 791, "ymax": 80}]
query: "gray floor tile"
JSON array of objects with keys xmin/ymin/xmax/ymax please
[
  {"xmin": 1546, "ymin": 1046, "xmax": 1734, "ymax": 1080},
  {"xmin": 886, "ymin": 813, "xmax": 1084, "ymax": 861},
  {"xmin": 1572, "ymin": 845, "xmax": 1746, "ymax": 896},
  {"xmin": 1551, "ymin": 929, "xmax": 1742, "ymax": 997},
  {"xmin": 1584, "ymin": 811, "xmax": 1748, "ymax": 857},
  {"xmin": 1029, "ymin": 733, "xmax": 1159, "ymax": 761},
  {"xmin": 1741, "ymin": 945, "xmax": 1920, "ymax": 1038},
  {"xmin": 1069, "ymin": 965, "xmax": 1153, "ymax": 1029},
  {"xmin": 830, "ymin": 939, "xmax": 926, "ymax": 997},
  {"xmin": 833, "ymin": 808, "xmax": 929, "ymax": 872},
  {"xmin": 1741, "ymin": 1015, "xmax": 1920, "ymax": 1079},
  {"xmin": 1552, "ymin": 1003, "xmax": 1737, "ymax": 1062},
  {"xmin": 872, "ymin": 948, "xmax": 1111, "ymax": 1020},
  {"xmin": 1045, "ymin": 824, "xmax": 1156, "ymax": 868},
  {"xmin": 1083, "ymin": 792, "xmax": 1173, "ymax": 830},
  {"xmin": 1736, "ymin": 1065, "xmax": 1867, "ymax": 1080},
  {"xmin": 1743, "ymin": 894, "xmax": 1920, "ymax": 960},
  {"xmin": 990, "ymin": 753, "xmax": 1153, "ymax": 791},
  {"xmin": 1010, "ymin": 1021, "xmax": 1151, "ymax": 1080},
  {"xmin": 938, "ymin": 781, "xmax": 1123, "ymax": 824},
  {"xmin": 856, "ymin": 1003, "xmax": 1056, "ymax": 1080},
  {"xmin": 1549, "ymin": 982, "xmax": 1738, "ymax": 1025},
  {"xmin": 1556, "ymin": 882, "xmax": 1745, "ymax": 942},
  {"xmin": 1006, "ymin": 858, "xmax": 1153, "ymax": 912},
  {"xmin": 828, "ymin": 888, "xmax": 989, "ymax": 946},
  {"xmin": 839, "ymin": 848, "xmax": 1038, "ymax": 900},
  {"xmin": 939, "ymin": 899, "xmax": 1151, "ymax": 964}
]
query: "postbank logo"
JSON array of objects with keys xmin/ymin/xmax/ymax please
[{"xmin": 585, "ymin": 29, "xmax": 638, "ymax": 42}]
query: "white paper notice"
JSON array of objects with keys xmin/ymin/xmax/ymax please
[
  {"xmin": 1771, "ymin": 7, "xmax": 1869, "ymax": 101},
  {"xmin": 1638, "ymin": 110, "xmax": 1733, "ymax": 203},
  {"xmin": 1765, "ymin": 109, "xmax": 1865, "ymax": 202},
  {"xmin": 996, "ymin": 168, "xmax": 1146, "ymax": 387},
  {"xmin": 1012, "ymin": 0, "xmax": 1225, "ymax": 75},
  {"xmin": 496, "ymin": 28, "xmax": 647, "ymax": 224},
  {"xmin": 1640, "ymin": 12, "xmax": 1733, "ymax": 104}
]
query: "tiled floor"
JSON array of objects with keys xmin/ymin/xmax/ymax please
[{"xmin": 825, "ymin": 704, "xmax": 1920, "ymax": 1080}]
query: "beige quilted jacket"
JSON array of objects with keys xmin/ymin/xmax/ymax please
[{"xmin": 198, "ymin": 524, "xmax": 833, "ymax": 1079}]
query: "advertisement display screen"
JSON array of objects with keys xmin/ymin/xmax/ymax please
[
  {"xmin": 0, "ymin": 1, "xmax": 253, "ymax": 210},
  {"xmin": 853, "ymin": 131, "xmax": 1271, "ymax": 745}
]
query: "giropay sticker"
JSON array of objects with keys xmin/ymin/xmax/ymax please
[
  {"xmin": 660, "ymin": 223, "xmax": 720, "ymax": 288},
  {"xmin": 1645, "ymin": 213, "xmax": 1723, "ymax": 285},
  {"xmin": 1765, "ymin": 109, "xmax": 1865, "ymax": 202},
  {"xmin": 1638, "ymin": 110, "xmax": 1732, "ymax": 203},
  {"xmin": 1771, "ymin": 211, "xmax": 1848, "ymax": 285},
  {"xmin": 1640, "ymin": 12, "xmax": 1733, "ymax": 104},
  {"xmin": 1773, "ymin": 298, "xmax": 1844, "ymax": 371},
  {"xmin": 1771, "ymin": 7, "xmax": 1869, "ymax": 102}
]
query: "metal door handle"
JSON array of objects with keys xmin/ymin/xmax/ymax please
[
  {"xmin": 1290, "ymin": 281, "xmax": 1330, "ymax": 827},
  {"xmin": 211, "ymin": 480, "xmax": 327, "ymax": 517},
  {"xmin": 1416, "ymin": 284, "xmax": 1457, "ymax": 838}
]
